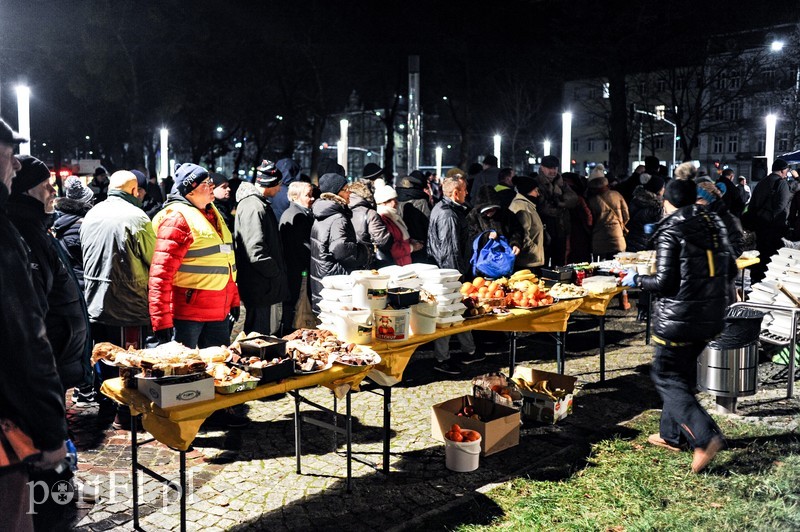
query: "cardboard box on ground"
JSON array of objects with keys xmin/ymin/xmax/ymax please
[
  {"xmin": 511, "ymin": 367, "xmax": 577, "ymax": 424},
  {"xmin": 431, "ymin": 395, "xmax": 520, "ymax": 456}
]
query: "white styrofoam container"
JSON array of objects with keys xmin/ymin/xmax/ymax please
[{"xmin": 137, "ymin": 374, "xmax": 215, "ymax": 409}]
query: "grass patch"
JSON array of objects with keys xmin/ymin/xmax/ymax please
[{"xmin": 460, "ymin": 411, "xmax": 800, "ymax": 531}]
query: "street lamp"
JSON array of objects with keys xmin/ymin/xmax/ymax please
[
  {"xmin": 159, "ymin": 128, "xmax": 169, "ymax": 182},
  {"xmin": 633, "ymin": 105, "xmax": 677, "ymax": 174},
  {"xmin": 771, "ymin": 40, "xmax": 785, "ymax": 52},
  {"xmin": 493, "ymin": 134, "xmax": 502, "ymax": 167},
  {"xmin": 561, "ymin": 112, "xmax": 572, "ymax": 173},
  {"xmin": 435, "ymin": 146, "xmax": 443, "ymax": 178},
  {"xmin": 338, "ymin": 119, "xmax": 349, "ymax": 175},
  {"xmin": 543, "ymin": 139, "xmax": 551, "ymax": 156},
  {"xmin": 765, "ymin": 114, "xmax": 777, "ymax": 171},
  {"xmin": 16, "ymin": 85, "xmax": 30, "ymax": 156}
]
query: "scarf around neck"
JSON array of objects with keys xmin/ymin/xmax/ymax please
[{"xmin": 377, "ymin": 203, "xmax": 410, "ymax": 240}]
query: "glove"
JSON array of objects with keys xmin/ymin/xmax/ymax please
[
  {"xmin": 621, "ymin": 270, "xmax": 639, "ymax": 288},
  {"xmin": 643, "ymin": 223, "xmax": 656, "ymax": 235},
  {"xmin": 145, "ymin": 328, "xmax": 173, "ymax": 348},
  {"xmin": 228, "ymin": 306, "xmax": 241, "ymax": 325}
]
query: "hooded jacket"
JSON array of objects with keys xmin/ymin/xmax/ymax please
[
  {"xmin": 640, "ymin": 204, "xmax": 735, "ymax": 343},
  {"xmin": 279, "ymin": 199, "xmax": 314, "ymax": 301},
  {"xmin": 234, "ymin": 183, "xmax": 289, "ymax": 307},
  {"xmin": 348, "ymin": 181, "xmax": 392, "ymax": 264},
  {"xmin": 508, "ymin": 192, "xmax": 545, "ymax": 268},
  {"xmin": 0, "ymin": 184, "xmax": 67, "ymax": 453},
  {"xmin": 81, "ymin": 189, "xmax": 156, "ymax": 326},
  {"xmin": 396, "ymin": 179, "xmax": 432, "ymax": 262},
  {"xmin": 309, "ymin": 193, "xmax": 370, "ymax": 311},
  {"xmin": 428, "ymin": 196, "xmax": 471, "ymax": 276},
  {"xmin": 149, "ymin": 195, "xmax": 240, "ymax": 331},
  {"xmin": 626, "ymin": 185, "xmax": 663, "ymax": 252},
  {"xmin": 271, "ymin": 158, "xmax": 302, "ymax": 222},
  {"xmin": 8, "ymin": 195, "xmax": 90, "ymax": 389},
  {"xmin": 53, "ymin": 197, "xmax": 92, "ymax": 289},
  {"xmin": 466, "ymin": 186, "xmax": 525, "ymax": 272}
]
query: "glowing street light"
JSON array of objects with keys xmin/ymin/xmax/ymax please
[
  {"xmin": 159, "ymin": 128, "xmax": 169, "ymax": 182},
  {"xmin": 771, "ymin": 40, "xmax": 785, "ymax": 52},
  {"xmin": 765, "ymin": 114, "xmax": 777, "ymax": 171},
  {"xmin": 493, "ymin": 134, "xmax": 502, "ymax": 167},
  {"xmin": 561, "ymin": 112, "xmax": 572, "ymax": 173},
  {"xmin": 338, "ymin": 119, "xmax": 349, "ymax": 174},
  {"xmin": 16, "ymin": 85, "xmax": 30, "ymax": 156},
  {"xmin": 543, "ymin": 139, "xmax": 551, "ymax": 156},
  {"xmin": 435, "ymin": 146, "xmax": 443, "ymax": 178}
]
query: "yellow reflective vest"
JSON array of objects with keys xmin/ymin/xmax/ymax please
[{"xmin": 153, "ymin": 201, "xmax": 236, "ymax": 291}]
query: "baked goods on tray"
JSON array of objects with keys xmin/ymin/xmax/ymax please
[
  {"xmin": 91, "ymin": 341, "xmax": 209, "ymax": 377},
  {"xmin": 283, "ymin": 328, "xmax": 380, "ymax": 372}
]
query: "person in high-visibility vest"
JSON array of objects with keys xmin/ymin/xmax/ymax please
[{"xmin": 148, "ymin": 163, "xmax": 240, "ymax": 350}]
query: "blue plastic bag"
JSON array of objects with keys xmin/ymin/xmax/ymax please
[{"xmin": 470, "ymin": 230, "xmax": 516, "ymax": 278}]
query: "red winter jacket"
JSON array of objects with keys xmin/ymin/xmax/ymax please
[{"xmin": 148, "ymin": 203, "xmax": 240, "ymax": 331}]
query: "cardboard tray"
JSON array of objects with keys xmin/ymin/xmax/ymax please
[
  {"xmin": 431, "ymin": 395, "xmax": 520, "ymax": 456},
  {"xmin": 238, "ymin": 335, "xmax": 288, "ymax": 358}
]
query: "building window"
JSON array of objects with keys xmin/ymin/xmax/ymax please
[
  {"xmin": 603, "ymin": 82, "xmax": 610, "ymax": 99},
  {"xmin": 572, "ymin": 140, "xmax": 580, "ymax": 152},
  {"xmin": 712, "ymin": 135, "xmax": 724, "ymax": 153},
  {"xmin": 779, "ymin": 131, "xmax": 790, "ymax": 152},
  {"xmin": 757, "ymin": 138, "xmax": 765, "ymax": 154},
  {"xmin": 653, "ymin": 136, "xmax": 665, "ymax": 150},
  {"xmin": 727, "ymin": 101, "xmax": 741, "ymax": 121},
  {"xmin": 637, "ymin": 81, "xmax": 646, "ymax": 94},
  {"xmin": 728, "ymin": 70, "xmax": 740, "ymax": 89},
  {"xmin": 763, "ymin": 67, "xmax": 775, "ymax": 81},
  {"xmin": 603, "ymin": 139, "xmax": 610, "ymax": 151},
  {"xmin": 716, "ymin": 74, "xmax": 726, "ymax": 89},
  {"xmin": 712, "ymin": 105, "xmax": 724, "ymax": 121},
  {"xmin": 573, "ymin": 87, "xmax": 581, "ymax": 99},
  {"xmin": 657, "ymin": 78, "xmax": 666, "ymax": 92},
  {"xmin": 727, "ymin": 134, "xmax": 738, "ymax": 153},
  {"xmin": 587, "ymin": 139, "xmax": 596, "ymax": 152},
  {"xmin": 588, "ymin": 86, "xmax": 599, "ymax": 99}
]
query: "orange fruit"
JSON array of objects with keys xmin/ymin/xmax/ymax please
[
  {"xmin": 487, "ymin": 281, "xmax": 498, "ymax": 293},
  {"xmin": 493, "ymin": 289, "xmax": 504, "ymax": 298},
  {"xmin": 473, "ymin": 277, "xmax": 486, "ymax": 288},
  {"xmin": 460, "ymin": 282, "xmax": 473, "ymax": 295},
  {"xmin": 478, "ymin": 286, "xmax": 488, "ymax": 297}
]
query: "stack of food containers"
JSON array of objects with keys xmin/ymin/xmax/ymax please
[
  {"xmin": 747, "ymin": 248, "xmax": 800, "ymax": 339},
  {"xmin": 318, "ymin": 275, "xmax": 355, "ymax": 327},
  {"xmin": 417, "ymin": 268, "xmax": 465, "ymax": 328}
]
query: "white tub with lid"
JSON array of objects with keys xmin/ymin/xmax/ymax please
[
  {"xmin": 410, "ymin": 302, "xmax": 437, "ymax": 335},
  {"xmin": 373, "ymin": 307, "xmax": 411, "ymax": 341},
  {"xmin": 352, "ymin": 270, "xmax": 390, "ymax": 310}
]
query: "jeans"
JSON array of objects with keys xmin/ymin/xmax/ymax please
[
  {"xmin": 244, "ymin": 303, "xmax": 283, "ymax": 336},
  {"xmin": 434, "ymin": 331, "xmax": 475, "ymax": 362},
  {"xmin": 174, "ymin": 319, "xmax": 230, "ymax": 349},
  {"xmin": 651, "ymin": 342, "xmax": 722, "ymax": 450}
]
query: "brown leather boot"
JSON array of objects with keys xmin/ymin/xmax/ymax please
[{"xmin": 619, "ymin": 291, "xmax": 631, "ymax": 310}]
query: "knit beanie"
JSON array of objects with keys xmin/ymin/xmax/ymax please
[
  {"xmin": 64, "ymin": 176, "xmax": 94, "ymax": 203},
  {"xmin": 174, "ymin": 163, "xmax": 209, "ymax": 196},
  {"xmin": 319, "ymin": 173, "xmax": 348, "ymax": 195},
  {"xmin": 643, "ymin": 174, "xmax": 665, "ymax": 194},
  {"xmin": 665, "ymin": 178, "xmax": 697, "ymax": 208},
  {"xmin": 697, "ymin": 181, "xmax": 722, "ymax": 203},
  {"xmin": 12, "ymin": 155, "xmax": 50, "ymax": 195}
]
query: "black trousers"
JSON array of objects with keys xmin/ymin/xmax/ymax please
[{"xmin": 650, "ymin": 342, "xmax": 722, "ymax": 450}]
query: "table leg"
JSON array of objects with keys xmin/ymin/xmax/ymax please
[
  {"xmin": 645, "ymin": 295, "xmax": 652, "ymax": 345},
  {"xmin": 346, "ymin": 391, "xmax": 352, "ymax": 494},
  {"xmin": 131, "ymin": 412, "xmax": 140, "ymax": 530},
  {"xmin": 332, "ymin": 395, "xmax": 338, "ymax": 451},
  {"xmin": 293, "ymin": 391, "xmax": 302, "ymax": 474},
  {"xmin": 789, "ymin": 313, "xmax": 797, "ymax": 399},
  {"xmin": 383, "ymin": 386, "xmax": 391, "ymax": 475},
  {"xmin": 508, "ymin": 331, "xmax": 518, "ymax": 376},
  {"xmin": 557, "ymin": 331, "xmax": 565, "ymax": 375},
  {"xmin": 179, "ymin": 450, "xmax": 187, "ymax": 532},
  {"xmin": 599, "ymin": 316, "xmax": 606, "ymax": 382}
]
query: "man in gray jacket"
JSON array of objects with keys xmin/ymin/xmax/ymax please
[{"xmin": 234, "ymin": 162, "xmax": 289, "ymax": 335}]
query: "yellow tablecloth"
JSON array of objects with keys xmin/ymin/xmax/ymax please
[
  {"xmin": 577, "ymin": 286, "xmax": 626, "ymax": 316},
  {"xmin": 736, "ymin": 256, "xmax": 759, "ymax": 270},
  {"xmin": 369, "ymin": 298, "xmax": 583, "ymax": 385},
  {"xmin": 100, "ymin": 364, "xmax": 372, "ymax": 451}
]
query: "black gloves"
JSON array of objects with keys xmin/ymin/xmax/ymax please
[
  {"xmin": 145, "ymin": 328, "xmax": 173, "ymax": 348},
  {"xmin": 228, "ymin": 306, "xmax": 241, "ymax": 325}
]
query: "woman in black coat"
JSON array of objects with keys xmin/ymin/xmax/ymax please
[{"xmin": 626, "ymin": 175, "xmax": 665, "ymax": 253}]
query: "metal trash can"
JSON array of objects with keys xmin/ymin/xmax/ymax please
[{"xmin": 697, "ymin": 307, "xmax": 764, "ymax": 413}]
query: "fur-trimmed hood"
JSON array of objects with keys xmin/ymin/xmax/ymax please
[
  {"xmin": 631, "ymin": 185, "xmax": 664, "ymax": 210},
  {"xmin": 347, "ymin": 180, "xmax": 374, "ymax": 205},
  {"xmin": 55, "ymin": 197, "xmax": 92, "ymax": 217},
  {"xmin": 312, "ymin": 192, "xmax": 351, "ymax": 221}
]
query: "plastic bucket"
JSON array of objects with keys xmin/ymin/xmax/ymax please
[
  {"xmin": 373, "ymin": 308, "xmax": 410, "ymax": 341},
  {"xmin": 352, "ymin": 270, "xmax": 390, "ymax": 310},
  {"xmin": 444, "ymin": 435, "xmax": 482, "ymax": 472},
  {"xmin": 334, "ymin": 309, "xmax": 373, "ymax": 345},
  {"xmin": 410, "ymin": 302, "xmax": 437, "ymax": 335}
]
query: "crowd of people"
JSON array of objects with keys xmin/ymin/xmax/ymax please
[{"xmin": 3, "ymin": 107, "xmax": 794, "ymax": 528}]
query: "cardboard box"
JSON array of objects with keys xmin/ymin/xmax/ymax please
[
  {"xmin": 511, "ymin": 367, "xmax": 576, "ymax": 424},
  {"xmin": 431, "ymin": 395, "xmax": 520, "ymax": 456},
  {"xmin": 137, "ymin": 373, "xmax": 215, "ymax": 408}
]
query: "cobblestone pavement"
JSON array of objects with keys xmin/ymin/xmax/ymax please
[{"xmin": 50, "ymin": 306, "xmax": 799, "ymax": 531}]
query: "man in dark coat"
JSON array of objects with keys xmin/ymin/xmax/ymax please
[
  {"xmin": 622, "ymin": 178, "xmax": 735, "ymax": 473},
  {"xmin": 396, "ymin": 173, "xmax": 433, "ymax": 263},
  {"xmin": 8, "ymin": 155, "xmax": 91, "ymax": 392},
  {"xmin": 309, "ymin": 173, "xmax": 370, "ymax": 312},
  {"xmin": 427, "ymin": 174, "xmax": 483, "ymax": 374},
  {"xmin": 234, "ymin": 163, "xmax": 289, "ymax": 335},
  {"xmin": 716, "ymin": 168, "xmax": 745, "ymax": 217},
  {"xmin": 54, "ymin": 176, "xmax": 94, "ymax": 290},
  {"xmin": 0, "ymin": 120, "xmax": 67, "ymax": 530},
  {"xmin": 272, "ymin": 158, "xmax": 302, "ymax": 222},
  {"xmin": 279, "ymin": 181, "xmax": 315, "ymax": 332},
  {"xmin": 535, "ymin": 155, "xmax": 579, "ymax": 266},
  {"xmin": 211, "ymin": 172, "xmax": 234, "ymax": 233},
  {"xmin": 745, "ymin": 158, "xmax": 792, "ymax": 282}
]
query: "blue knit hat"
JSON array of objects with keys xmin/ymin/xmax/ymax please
[{"xmin": 174, "ymin": 163, "xmax": 209, "ymax": 196}]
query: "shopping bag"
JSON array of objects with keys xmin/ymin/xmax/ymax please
[
  {"xmin": 293, "ymin": 276, "xmax": 316, "ymax": 329},
  {"xmin": 470, "ymin": 230, "xmax": 516, "ymax": 278}
]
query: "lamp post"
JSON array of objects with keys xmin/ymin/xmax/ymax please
[
  {"xmin": 543, "ymin": 139, "xmax": 551, "ymax": 157},
  {"xmin": 435, "ymin": 146, "xmax": 443, "ymax": 179},
  {"xmin": 338, "ymin": 119, "xmax": 349, "ymax": 175},
  {"xmin": 493, "ymin": 134, "xmax": 502, "ymax": 167},
  {"xmin": 634, "ymin": 105, "xmax": 677, "ymax": 174},
  {"xmin": 16, "ymin": 85, "xmax": 30, "ymax": 156},
  {"xmin": 765, "ymin": 114, "xmax": 777, "ymax": 171},
  {"xmin": 561, "ymin": 112, "xmax": 572, "ymax": 173},
  {"xmin": 159, "ymin": 128, "xmax": 169, "ymax": 182}
]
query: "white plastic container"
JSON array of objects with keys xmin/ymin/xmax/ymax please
[
  {"xmin": 333, "ymin": 309, "xmax": 373, "ymax": 345},
  {"xmin": 422, "ymin": 281, "xmax": 462, "ymax": 295},
  {"xmin": 320, "ymin": 288, "xmax": 349, "ymax": 302},
  {"xmin": 436, "ymin": 315, "xmax": 465, "ymax": 328},
  {"xmin": 320, "ymin": 274, "xmax": 355, "ymax": 290},
  {"xmin": 445, "ymin": 433, "xmax": 482, "ymax": 472},
  {"xmin": 352, "ymin": 270, "xmax": 390, "ymax": 310},
  {"xmin": 373, "ymin": 308, "xmax": 410, "ymax": 341},
  {"xmin": 419, "ymin": 268, "xmax": 462, "ymax": 283},
  {"xmin": 410, "ymin": 302, "xmax": 438, "ymax": 335}
]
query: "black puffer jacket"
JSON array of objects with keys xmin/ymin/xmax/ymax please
[
  {"xmin": 53, "ymin": 197, "xmax": 92, "ymax": 289},
  {"xmin": 428, "ymin": 196, "xmax": 471, "ymax": 276},
  {"xmin": 0, "ymin": 185, "xmax": 67, "ymax": 453},
  {"xmin": 279, "ymin": 200, "xmax": 314, "ymax": 302},
  {"xmin": 309, "ymin": 193, "xmax": 370, "ymax": 311},
  {"xmin": 466, "ymin": 186, "xmax": 525, "ymax": 275},
  {"xmin": 234, "ymin": 182, "xmax": 289, "ymax": 308},
  {"xmin": 348, "ymin": 181, "xmax": 392, "ymax": 265},
  {"xmin": 639, "ymin": 204, "xmax": 735, "ymax": 343},
  {"xmin": 8, "ymin": 194, "xmax": 90, "ymax": 390},
  {"xmin": 625, "ymin": 185, "xmax": 663, "ymax": 252},
  {"xmin": 396, "ymin": 183, "xmax": 432, "ymax": 263}
]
